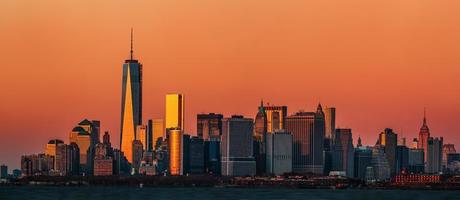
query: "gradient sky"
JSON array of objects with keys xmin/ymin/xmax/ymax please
[{"xmin": 1, "ymin": 0, "xmax": 459, "ymax": 170}]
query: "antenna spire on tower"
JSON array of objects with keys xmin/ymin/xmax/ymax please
[
  {"xmin": 423, "ymin": 107, "xmax": 427, "ymax": 126},
  {"xmin": 130, "ymin": 28, "xmax": 134, "ymax": 60}
]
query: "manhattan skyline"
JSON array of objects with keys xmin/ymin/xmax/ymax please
[{"xmin": 1, "ymin": 0, "xmax": 460, "ymax": 171}]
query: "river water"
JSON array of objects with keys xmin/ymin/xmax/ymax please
[{"xmin": 0, "ymin": 186, "xmax": 459, "ymax": 200}]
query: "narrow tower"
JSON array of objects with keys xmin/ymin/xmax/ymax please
[
  {"xmin": 120, "ymin": 29, "xmax": 143, "ymax": 164},
  {"xmin": 418, "ymin": 108, "xmax": 430, "ymax": 162}
]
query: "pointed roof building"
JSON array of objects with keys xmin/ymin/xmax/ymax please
[{"xmin": 418, "ymin": 109, "xmax": 431, "ymax": 162}]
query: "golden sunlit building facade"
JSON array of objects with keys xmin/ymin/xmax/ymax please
[
  {"xmin": 69, "ymin": 127, "xmax": 91, "ymax": 167},
  {"xmin": 45, "ymin": 139, "xmax": 64, "ymax": 158},
  {"xmin": 152, "ymin": 119, "xmax": 165, "ymax": 145},
  {"xmin": 324, "ymin": 107, "xmax": 336, "ymax": 140},
  {"xmin": 165, "ymin": 94, "xmax": 184, "ymax": 131},
  {"xmin": 45, "ymin": 139, "xmax": 66, "ymax": 174},
  {"xmin": 120, "ymin": 30, "xmax": 143, "ymax": 164},
  {"xmin": 263, "ymin": 104, "xmax": 287, "ymax": 133},
  {"xmin": 136, "ymin": 125, "xmax": 147, "ymax": 151},
  {"xmin": 169, "ymin": 128, "xmax": 183, "ymax": 175}
]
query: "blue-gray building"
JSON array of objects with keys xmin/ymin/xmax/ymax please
[
  {"xmin": 396, "ymin": 145, "xmax": 409, "ymax": 174},
  {"xmin": 204, "ymin": 138, "xmax": 221, "ymax": 175},
  {"xmin": 266, "ymin": 130, "xmax": 292, "ymax": 175},
  {"xmin": 0, "ymin": 165, "xmax": 7, "ymax": 179},
  {"xmin": 221, "ymin": 116, "xmax": 256, "ymax": 176},
  {"xmin": 189, "ymin": 136, "xmax": 205, "ymax": 174},
  {"xmin": 354, "ymin": 147, "xmax": 372, "ymax": 180}
]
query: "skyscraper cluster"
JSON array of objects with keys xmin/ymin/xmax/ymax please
[{"xmin": 16, "ymin": 31, "xmax": 460, "ymax": 180}]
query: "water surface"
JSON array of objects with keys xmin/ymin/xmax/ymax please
[{"xmin": 0, "ymin": 186, "xmax": 459, "ymax": 200}]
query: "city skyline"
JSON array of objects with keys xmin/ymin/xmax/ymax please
[{"xmin": 1, "ymin": 0, "xmax": 460, "ymax": 171}]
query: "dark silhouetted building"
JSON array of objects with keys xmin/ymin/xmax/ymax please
[
  {"xmin": 204, "ymin": 138, "xmax": 221, "ymax": 175},
  {"xmin": 67, "ymin": 142, "xmax": 80, "ymax": 175},
  {"xmin": 197, "ymin": 113, "xmax": 223, "ymax": 141},
  {"xmin": 132, "ymin": 140, "xmax": 144, "ymax": 173},
  {"xmin": 426, "ymin": 137, "xmax": 443, "ymax": 174},
  {"xmin": 408, "ymin": 148, "xmax": 425, "ymax": 173},
  {"xmin": 189, "ymin": 136, "xmax": 205, "ymax": 174},
  {"xmin": 94, "ymin": 143, "xmax": 113, "ymax": 176},
  {"xmin": 354, "ymin": 147, "xmax": 372, "ymax": 180},
  {"xmin": 332, "ymin": 128, "xmax": 354, "ymax": 177},
  {"xmin": 378, "ymin": 128, "xmax": 397, "ymax": 175},
  {"xmin": 396, "ymin": 145, "xmax": 409, "ymax": 174},
  {"xmin": 21, "ymin": 154, "xmax": 54, "ymax": 176},
  {"xmin": 285, "ymin": 104, "xmax": 325, "ymax": 174},
  {"xmin": 221, "ymin": 116, "xmax": 256, "ymax": 176},
  {"xmin": 254, "ymin": 101, "xmax": 267, "ymax": 175},
  {"xmin": 370, "ymin": 146, "xmax": 391, "ymax": 181},
  {"xmin": 69, "ymin": 119, "xmax": 100, "ymax": 175},
  {"xmin": 146, "ymin": 119, "xmax": 154, "ymax": 152},
  {"xmin": 182, "ymin": 134, "xmax": 191, "ymax": 174},
  {"xmin": 442, "ymin": 144, "xmax": 456, "ymax": 169},
  {"xmin": 0, "ymin": 165, "xmax": 7, "ymax": 179}
]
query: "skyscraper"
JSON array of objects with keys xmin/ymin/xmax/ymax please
[
  {"xmin": 253, "ymin": 101, "xmax": 267, "ymax": 175},
  {"xmin": 254, "ymin": 101, "xmax": 268, "ymax": 140},
  {"xmin": 333, "ymin": 128, "xmax": 354, "ymax": 177},
  {"xmin": 165, "ymin": 94, "xmax": 185, "ymax": 131},
  {"xmin": 418, "ymin": 110, "xmax": 430, "ymax": 163},
  {"xmin": 371, "ymin": 146, "xmax": 391, "ymax": 181},
  {"xmin": 54, "ymin": 142, "xmax": 67, "ymax": 176},
  {"xmin": 442, "ymin": 144, "xmax": 456, "ymax": 169},
  {"xmin": 285, "ymin": 104, "xmax": 325, "ymax": 174},
  {"xmin": 45, "ymin": 139, "xmax": 64, "ymax": 171},
  {"xmin": 354, "ymin": 147, "xmax": 372, "ymax": 180},
  {"xmin": 266, "ymin": 130, "xmax": 293, "ymax": 175},
  {"xmin": 69, "ymin": 124, "xmax": 92, "ymax": 173},
  {"xmin": 378, "ymin": 128, "xmax": 398, "ymax": 175},
  {"xmin": 0, "ymin": 165, "xmax": 7, "ymax": 179},
  {"xmin": 324, "ymin": 107, "xmax": 336, "ymax": 140},
  {"xmin": 396, "ymin": 145, "xmax": 409, "ymax": 174},
  {"xmin": 66, "ymin": 142, "xmax": 80, "ymax": 176},
  {"xmin": 94, "ymin": 143, "xmax": 113, "ymax": 176},
  {"xmin": 263, "ymin": 104, "xmax": 287, "ymax": 132},
  {"xmin": 408, "ymin": 148, "xmax": 425, "ymax": 173},
  {"xmin": 146, "ymin": 120, "xmax": 153, "ymax": 152},
  {"xmin": 189, "ymin": 136, "xmax": 205, "ymax": 174},
  {"xmin": 221, "ymin": 115, "xmax": 256, "ymax": 176},
  {"xmin": 132, "ymin": 140, "xmax": 144, "ymax": 173},
  {"xmin": 204, "ymin": 138, "xmax": 221, "ymax": 175},
  {"xmin": 152, "ymin": 119, "xmax": 165, "ymax": 146},
  {"xmin": 136, "ymin": 124, "xmax": 148, "ymax": 151},
  {"xmin": 169, "ymin": 128, "xmax": 183, "ymax": 175},
  {"xmin": 197, "ymin": 113, "xmax": 223, "ymax": 141},
  {"xmin": 426, "ymin": 137, "xmax": 443, "ymax": 174},
  {"xmin": 120, "ymin": 29, "xmax": 143, "ymax": 164}
]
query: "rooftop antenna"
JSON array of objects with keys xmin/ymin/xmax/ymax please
[{"xmin": 130, "ymin": 28, "xmax": 134, "ymax": 60}]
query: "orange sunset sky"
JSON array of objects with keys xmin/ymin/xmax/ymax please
[{"xmin": 1, "ymin": 0, "xmax": 459, "ymax": 169}]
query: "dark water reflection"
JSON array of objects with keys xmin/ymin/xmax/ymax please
[{"xmin": 0, "ymin": 186, "xmax": 459, "ymax": 200}]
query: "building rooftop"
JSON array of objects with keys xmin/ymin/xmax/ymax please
[{"xmin": 78, "ymin": 119, "xmax": 92, "ymax": 126}]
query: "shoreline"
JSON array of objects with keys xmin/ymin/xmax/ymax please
[{"xmin": 2, "ymin": 176, "xmax": 460, "ymax": 190}]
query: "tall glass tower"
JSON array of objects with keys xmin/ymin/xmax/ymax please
[
  {"xmin": 165, "ymin": 94, "xmax": 185, "ymax": 131},
  {"xmin": 120, "ymin": 29, "xmax": 142, "ymax": 164}
]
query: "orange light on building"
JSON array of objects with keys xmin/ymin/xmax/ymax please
[{"xmin": 169, "ymin": 128, "xmax": 182, "ymax": 175}]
